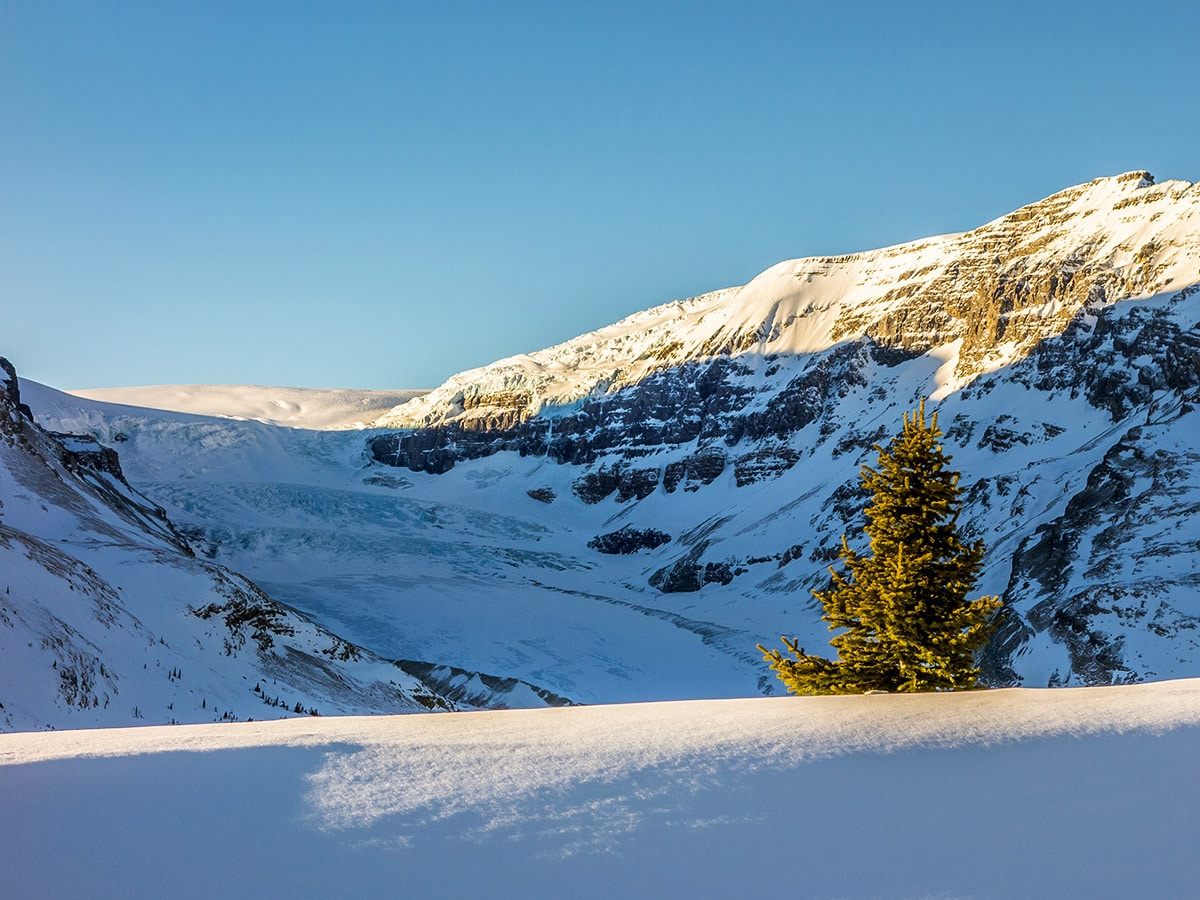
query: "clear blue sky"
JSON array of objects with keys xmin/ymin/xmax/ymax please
[{"xmin": 3, "ymin": 1, "xmax": 1198, "ymax": 390}]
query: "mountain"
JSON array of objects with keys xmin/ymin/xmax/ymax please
[
  {"xmin": 0, "ymin": 359, "xmax": 575, "ymax": 731},
  {"xmin": 15, "ymin": 171, "xmax": 1200, "ymax": 714},
  {"xmin": 362, "ymin": 170, "xmax": 1200, "ymax": 688}
]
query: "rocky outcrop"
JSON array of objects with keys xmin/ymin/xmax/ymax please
[
  {"xmin": 588, "ymin": 525, "xmax": 672, "ymax": 554},
  {"xmin": 459, "ymin": 388, "xmax": 536, "ymax": 431},
  {"xmin": 733, "ymin": 445, "xmax": 801, "ymax": 487},
  {"xmin": 391, "ymin": 659, "xmax": 574, "ymax": 709},
  {"xmin": 0, "ymin": 357, "xmax": 34, "ymax": 422},
  {"xmin": 649, "ymin": 543, "xmax": 739, "ymax": 593},
  {"xmin": 51, "ymin": 433, "xmax": 127, "ymax": 481},
  {"xmin": 570, "ymin": 463, "xmax": 661, "ymax": 504},
  {"xmin": 1025, "ymin": 284, "xmax": 1200, "ymax": 418},
  {"xmin": 366, "ymin": 345, "xmax": 864, "ymax": 480},
  {"xmin": 662, "ymin": 446, "xmax": 726, "ymax": 493}
]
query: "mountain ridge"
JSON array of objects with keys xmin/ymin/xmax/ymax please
[{"xmin": 372, "ymin": 171, "xmax": 1197, "ymax": 436}]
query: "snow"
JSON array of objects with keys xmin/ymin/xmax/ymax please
[
  {"xmin": 2, "ymin": 680, "xmax": 1199, "ymax": 898},
  {"xmin": 68, "ymin": 384, "xmax": 426, "ymax": 430}
]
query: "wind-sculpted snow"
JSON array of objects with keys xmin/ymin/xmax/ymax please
[{"xmin": 2, "ymin": 683, "xmax": 1199, "ymax": 897}]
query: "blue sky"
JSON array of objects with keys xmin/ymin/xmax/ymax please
[{"xmin": 3, "ymin": 1, "xmax": 1198, "ymax": 390}]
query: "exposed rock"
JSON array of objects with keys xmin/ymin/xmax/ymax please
[
  {"xmin": 588, "ymin": 525, "xmax": 672, "ymax": 554},
  {"xmin": 192, "ymin": 590, "xmax": 297, "ymax": 654},
  {"xmin": 390, "ymin": 659, "xmax": 574, "ymax": 709},
  {"xmin": 733, "ymin": 445, "xmax": 801, "ymax": 486},
  {"xmin": 50, "ymin": 433, "xmax": 127, "ymax": 481},
  {"xmin": 649, "ymin": 543, "xmax": 738, "ymax": 593},
  {"xmin": 363, "ymin": 472, "xmax": 412, "ymax": 489},
  {"xmin": 458, "ymin": 388, "xmax": 535, "ymax": 431},
  {"xmin": 1027, "ymin": 289, "xmax": 1200, "ymax": 419},
  {"xmin": 832, "ymin": 424, "xmax": 889, "ymax": 459},
  {"xmin": 0, "ymin": 357, "xmax": 33, "ymax": 421},
  {"xmin": 571, "ymin": 464, "xmax": 660, "ymax": 504},
  {"xmin": 616, "ymin": 467, "xmax": 660, "ymax": 502},
  {"xmin": 977, "ymin": 605, "xmax": 1035, "ymax": 687},
  {"xmin": 977, "ymin": 417, "xmax": 1032, "ymax": 453},
  {"xmin": 571, "ymin": 466, "xmax": 622, "ymax": 504}
]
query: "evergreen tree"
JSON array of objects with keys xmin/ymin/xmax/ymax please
[{"xmin": 760, "ymin": 400, "xmax": 1001, "ymax": 694}]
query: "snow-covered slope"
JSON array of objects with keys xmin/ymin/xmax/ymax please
[
  {"xmin": 3, "ymin": 681, "xmax": 1199, "ymax": 898},
  {"xmin": 0, "ymin": 359, "xmax": 578, "ymax": 731}
]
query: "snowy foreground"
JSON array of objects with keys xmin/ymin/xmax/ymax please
[{"xmin": 3, "ymin": 682, "xmax": 1199, "ymax": 899}]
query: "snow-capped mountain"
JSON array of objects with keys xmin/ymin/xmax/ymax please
[
  {"xmin": 363, "ymin": 171, "xmax": 1200, "ymax": 688},
  {"xmin": 0, "ymin": 359, "xmax": 571, "ymax": 731},
  {"xmin": 15, "ymin": 171, "xmax": 1200, "ymax": 719},
  {"xmin": 374, "ymin": 173, "xmax": 1193, "ymax": 432}
]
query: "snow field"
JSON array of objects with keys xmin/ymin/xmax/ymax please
[
  {"xmin": 68, "ymin": 384, "xmax": 427, "ymax": 430},
  {"xmin": 2, "ymin": 680, "xmax": 1198, "ymax": 898}
]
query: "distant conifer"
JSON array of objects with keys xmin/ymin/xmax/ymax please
[{"xmin": 760, "ymin": 401, "xmax": 1001, "ymax": 693}]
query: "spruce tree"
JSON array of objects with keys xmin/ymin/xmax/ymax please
[{"xmin": 760, "ymin": 400, "xmax": 1001, "ymax": 694}]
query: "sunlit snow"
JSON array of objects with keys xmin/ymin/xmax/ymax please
[{"xmin": 2, "ymin": 681, "xmax": 1198, "ymax": 898}]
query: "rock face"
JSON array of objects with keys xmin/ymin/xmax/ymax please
[
  {"xmin": 364, "ymin": 173, "xmax": 1200, "ymax": 687},
  {"xmin": 0, "ymin": 357, "xmax": 33, "ymax": 420},
  {"xmin": 649, "ymin": 545, "xmax": 737, "ymax": 593}
]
